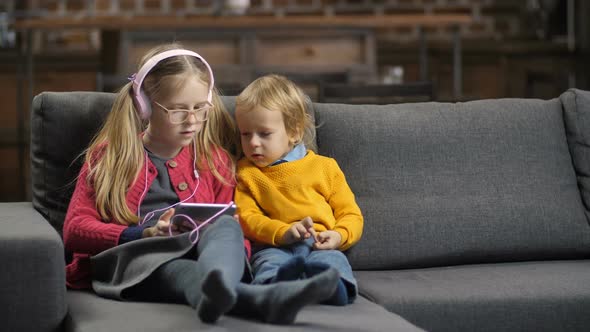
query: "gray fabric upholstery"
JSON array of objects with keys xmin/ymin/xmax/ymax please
[
  {"xmin": 18, "ymin": 90, "xmax": 590, "ymax": 331},
  {"xmin": 314, "ymin": 99, "xmax": 590, "ymax": 270},
  {"xmin": 65, "ymin": 291, "xmax": 423, "ymax": 332},
  {"xmin": 0, "ymin": 202, "xmax": 67, "ymax": 332},
  {"xmin": 561, "ymin": 88, "xmax": 590, "ymax": 219},
  {"xmin": 31, "ymin": 92, "xmax": 114, "ymax": 235},
  {"xmin": 355, "ymin": 260, "xmax": 590, "ymax": 332}
]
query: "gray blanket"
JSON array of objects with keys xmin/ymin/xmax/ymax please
[{"xmin": 91, "ymin": 232, "xmax": 195, "ymax": 300}]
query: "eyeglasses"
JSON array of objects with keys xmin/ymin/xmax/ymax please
[{"xmin": 154, "ymin": 101, "xmax": 212, "ymax": 124}]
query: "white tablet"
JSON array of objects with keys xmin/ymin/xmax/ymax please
[{"xmin": 173, "ymin": 202, "xmax": 236, "ymax": 224}]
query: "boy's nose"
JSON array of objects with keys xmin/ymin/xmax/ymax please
[{"xmin": 249, "ymin": 135, "xmax": 260, "ymax": 147}]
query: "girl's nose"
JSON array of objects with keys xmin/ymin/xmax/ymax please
[{"xmin": 186, "ymin": 111, "xmax": 198, "ymax": 124}]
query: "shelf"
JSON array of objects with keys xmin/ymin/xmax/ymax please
[{"xmin": 13, "ymin": 14, "xmax": 473, "ymax": 30}]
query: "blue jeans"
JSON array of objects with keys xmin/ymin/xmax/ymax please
[{"xmin": 250, "ymin": 238, "xmax": 357, "ymax": 301}]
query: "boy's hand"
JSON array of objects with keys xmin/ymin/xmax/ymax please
[
  {"xmin": 282, "ymin": 216, "xmax": 317, "ymax": 245},
  {"xmin": 313, "ymin": 230, "xmax": 342, "ymax": 250}
]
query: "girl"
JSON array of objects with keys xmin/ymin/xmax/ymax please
[
  {"xmin": 63, "ymin": 44, "xmax": 339, "ymax": 325},
  {"xmin": 234, "ymin": 74, "xmax": 364, "ymax": 306}
]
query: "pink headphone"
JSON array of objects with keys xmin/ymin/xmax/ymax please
[{"xmin": 130, "ymin": 49, "xmax": 215, "ymax": 120}]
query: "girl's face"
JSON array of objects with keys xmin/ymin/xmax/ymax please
[
  {"xmin": 144, "ymin": 76, "xmax": 209, "ymax": 158},
  {"xmin": 236, "ymin": 106, "xmax": 299, "ymax": 167}
]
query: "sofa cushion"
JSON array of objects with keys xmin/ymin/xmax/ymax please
[
  {"xmin": 65, "ymin": 291, "xmax": 423, "ymax": 332},
  {"xmin": 355, "ymin": 260, "xmax": 590, "ymax": 332},
  {"xmin": 31, "ymin": 92, "xmax": 115, "ymax": 235},
  {"xmin": 561, "ymin": 88, "xmax": 590, "ymax": 218},
  {"xmin": 314, "ymin": 99, "xmax": 590, "ymax": 269}
]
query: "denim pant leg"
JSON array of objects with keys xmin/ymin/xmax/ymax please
[
  {"xmin": 250, "ymin": 247, "xmax": 292, "ymax": 284},
  {"xmin": 306, "ymin": 244, "xmax": 358, "ymax": 301},
  {"xmin": 250, "ymin": 241, "xmax": 312, "ymax": 285}
]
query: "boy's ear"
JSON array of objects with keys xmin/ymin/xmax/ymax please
[{"xmin": 289, "ymin": 129, "xmax": 303, "ymax": 145}]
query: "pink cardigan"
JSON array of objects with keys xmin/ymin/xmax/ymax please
[{"xmin": 63, "ymin": 145, "xmax": 250, "ymax": 289}]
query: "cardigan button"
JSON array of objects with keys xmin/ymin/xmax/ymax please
[
  {"xmin": 178, "ymin": 182, "xmax": 188, "ymax": 191},
  {"xmin": 169, "ymin": 160, "xmax": 178, "ymax": 168}
]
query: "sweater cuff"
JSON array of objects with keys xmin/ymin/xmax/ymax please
[
  {"xmin": 118, "ymin": 225, "xmax": 146, "ymax": 245},
  {"xmin": 273, "ymin": 225, "xmax": 291, "ymax": 246},
  {"xmin": 334, "ymin": 228, "xmax": 349, "ymax": 250}
]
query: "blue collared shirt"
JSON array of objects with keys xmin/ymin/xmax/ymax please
[{"xmin": 270, "ymin": 143, "xmax": 307, "ymax": 166}]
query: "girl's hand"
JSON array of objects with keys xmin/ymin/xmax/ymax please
[
  {"xmin": 282, "ymin": 216, "xmax": 317, "ymax": 245},
  {"xmin": 142, "ymin": 209, "xmax": 179, "ymax": 238},
  {"xmin": 313, "ymin": 230, "xmax": 341, "ymax": 250}
]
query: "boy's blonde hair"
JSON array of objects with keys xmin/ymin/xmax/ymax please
[
  {"xmin": 235, "ymin": 74, "xmax": 316, "ymax": 153},
  {"xmin": 85, "ymin": 43, "xmax": 237, "ymax": 225}
]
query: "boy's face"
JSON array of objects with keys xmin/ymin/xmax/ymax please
[{"xmin": 236, "ymin": 106, "xmax": 297, "ymax": 167}]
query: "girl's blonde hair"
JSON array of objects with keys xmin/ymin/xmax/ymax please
[
  {"xmin": 85, "ymin": 43, "xmax": 237, "ymax": 225},
  {"xmin": 235, "ymin": 74, "xmax": 316, "ymax": 152}
]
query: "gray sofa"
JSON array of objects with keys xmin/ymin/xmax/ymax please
[{"xmin": 3, "ymin": 89, "xmax": 590, "ymax": 331}]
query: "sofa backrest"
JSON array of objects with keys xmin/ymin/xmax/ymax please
[
  {"xmin": 314, "ymin": 90, "xmax": 590, "ymax": 270},
  {"xmin": 561, "ymin": 89, "xmax": 590, "ymax": 217},
  {"xmin": 32, "ymin": 90, "xmax": 590, "ymax": 271},
  {"xmin": 32, "ymin": 92, "xmax": 114, "ymax": 235}
]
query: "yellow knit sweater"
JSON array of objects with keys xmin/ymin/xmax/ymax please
[{"xmin": 235, "ymin": 150, "xmax": 363, "ymax": 251}]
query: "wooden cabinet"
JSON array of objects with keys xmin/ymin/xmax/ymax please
[{"xmin": 104, "ymin": 27, "xmax": 377, "ymax": 96}]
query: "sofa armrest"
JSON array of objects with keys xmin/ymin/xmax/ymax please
[{"xmin": 0, "ymin": 202, "xmax": 67, "ymax": 332}]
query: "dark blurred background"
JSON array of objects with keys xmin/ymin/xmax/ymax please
[{"xmin": 1, "ymin": 0, "xmax": 589, "ymax": 201}]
